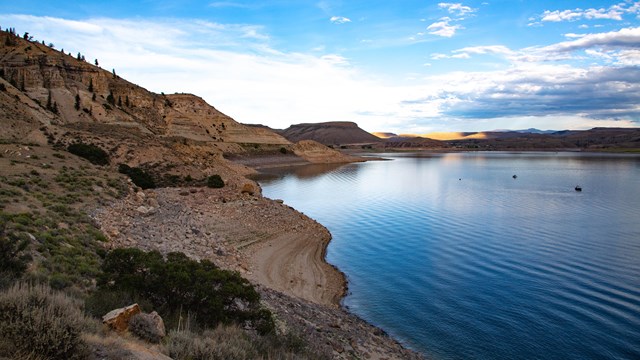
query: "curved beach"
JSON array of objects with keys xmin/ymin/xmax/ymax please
[{"xmin": 246, "ymin": 217, "xmax": 346, "ymax": 306}]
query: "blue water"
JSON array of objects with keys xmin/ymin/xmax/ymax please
[{"xmin": 258, "ymin": 152, "xmax": 640, "ymax": 360}]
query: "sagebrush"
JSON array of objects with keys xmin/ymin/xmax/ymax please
[{"xmin": 0, "ymin": 282, "xmax": 92, "ymax": 359}]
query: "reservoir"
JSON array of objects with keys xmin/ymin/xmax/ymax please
[{"xmin": 259, "ymin": 152, "xmax": 640, "ymax": 360}]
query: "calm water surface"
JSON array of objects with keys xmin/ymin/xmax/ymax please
[{"xmin": 258, "ymin": 152, "xmax": 640, "ymax": 360}]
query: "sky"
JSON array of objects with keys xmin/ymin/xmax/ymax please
[{"xmin": 1, "ymin": 1, "xmax": 640, "ymax": 133}]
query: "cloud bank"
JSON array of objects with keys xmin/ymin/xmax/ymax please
[{"xmin": 3, "ymin": 14, "xmax": 639, "ymax": 133}]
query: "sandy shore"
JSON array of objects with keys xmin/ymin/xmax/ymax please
[
  {"xmin": 96, "ymin": 186, "xmax": 346, "ymax": 306},
  {"xmin": 247, "ymin": 227, "xmax": 345, "ymax": 306}
]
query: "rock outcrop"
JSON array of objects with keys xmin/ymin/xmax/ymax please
[
  {"xmin": 293, "ymin": 140, "xmax": 364, "ymax": 164},
  {"xmin": 0, "ymin": 34, "xmax": 288, "ymax": 147},
  {"xmin": 102, "ymin": 304, "xmax": 142, "ymax": 333}
]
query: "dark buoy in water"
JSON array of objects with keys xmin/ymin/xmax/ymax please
[
  {"xmin": 512, "ymin": 175, "xmax": 518, "ymax": 179},
  {"xmin": 575, "ymin": 185, "xmax": 582, "ymax": 192}
]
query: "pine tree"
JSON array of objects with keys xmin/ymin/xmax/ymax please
[
  {"xmin": 46, "ymin": 91, "xmax": 52, "ymax": 110},
  {"xmin": 125, "ymin": 95, "xmax": 130, "ymax": 107},
  {"xmin": 107, "ymin": 91, "xmax": 115, "ymax": 105},
  {"xmin": 88, "ymin": 78, "xmax": 94, "ymax": 92},
  {"xmin": 117, "ymin": 96, "xmax": 122, "ymax": 107},
  {"xmin": 75, "ymin": 94, "xmax": 81, "ymax": 111},
  {"xmin": 94, "ymin": 59, "xmax": 99, "ymax": 66},
  {"xmin": 112, "ymin": 69, "xmax": 116, "ymax": 78}
]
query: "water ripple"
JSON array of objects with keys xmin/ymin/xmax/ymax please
[{"xmin": 261, "ymin": 152, "xmax": 640, "ymax": 360}]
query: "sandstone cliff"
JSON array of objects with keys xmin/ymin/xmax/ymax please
[{"xmin": 2, "ymin": 31, "xmax": 359, "ymax": 190}]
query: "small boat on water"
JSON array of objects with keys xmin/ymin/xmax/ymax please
[{"xmin": 575, "ymin": 185, "xmax": 582, "ymax": 192}]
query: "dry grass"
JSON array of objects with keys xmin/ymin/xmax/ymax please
[{"xmin": 0, "ymin": 282, "xmax": 94, "ymax": 359}]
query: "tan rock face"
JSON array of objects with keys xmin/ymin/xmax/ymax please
[
  {"xmin": 102, "ymin": 303, "xmax": 141, "ymax": 333},
  {"xmin": 293, "ymin": 140, "xmax": 363, "ymax": 164},
  {"xmin": 0, "ymin": 33, "xmax": 288, "ymax": 152}
]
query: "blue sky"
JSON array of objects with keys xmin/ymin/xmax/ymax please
[{"xmin": 2, "ymin": 1, "xmax": 640, "ymax": 133}]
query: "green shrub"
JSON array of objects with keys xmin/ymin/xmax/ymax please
[
  {"xmin": 0, "ymin": 282, "xmax": 89, "ymax": 359},
  {"xmin": 207, "ymin": 174, "xmax": 224, "ymax": 189},
  {"xmin": 98, "ymin": 248, "xmax": 271, "ymax": 332},
  {"xmin": 279, "ymin": 147, "xmax": 288, "ymax": 154},
  {"xmin": 118, "ymin": 164, "xmax": 156, "ymax": 189},
  {"xmin": 67, "ymin": 142, "xmax": 109, "ymax": 166},
  {"xmin": 0, "ymin": 213, "xmax": 32, "ymax": 288},
  {"xmin": 129, "ymin": 313, "xmax": 163, "ymax": 343}
]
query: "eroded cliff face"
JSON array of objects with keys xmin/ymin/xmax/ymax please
[
  {"xmin": 0, "ymin": 31, "xmax": 294, "ymax": 191},
  {"xmin": 0, "ymin": 33, "xmax": 289, "ymax": 146}
]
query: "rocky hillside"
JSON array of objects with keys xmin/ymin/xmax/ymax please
[
  {"xmin": 1, "ymin": 30, "xmax": 351, "ymax": 190},
  {"xmin": 280, "ymin": 121, "xmax": 382, "ymax": 145}
]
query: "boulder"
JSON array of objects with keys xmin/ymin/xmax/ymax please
[
  {"xmin": 148, "ymin": 311, "xmax": 166, "ymax": 338},
  {"xmin": 102, "ymin": 303, "xmax": 141, "ymax": 332},
  {"xmin": 240, "ymin": 181, "xmax": 259, "ymax": 195}
]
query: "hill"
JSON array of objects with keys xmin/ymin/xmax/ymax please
[
  {"xmin": 0, "ymin": 30, "xmax": 360, "ymax": 187},
  {"xmin": 280, "ymin": 121, "xmax": 382, "ymax": 145}
]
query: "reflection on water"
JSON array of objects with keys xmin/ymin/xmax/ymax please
[
  {"xmin": 259, "ymin": 163, "xmax": 349, "ymax": 180},
  {"xmin": 260, "ymin": 152, "xmax": 640, "ymax": 360}
]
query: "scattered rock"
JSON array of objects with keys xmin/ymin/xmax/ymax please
[
  {"xmin": 103, "ymin": 303, "xmax": 141, "ymax": 333},
  {"xmin": 148, "ymin": 311, "xmax": 166, "ymax": 338},
  {"xmin": 240, "ymin": 181, "xmax": 258, "ymax": 195}
]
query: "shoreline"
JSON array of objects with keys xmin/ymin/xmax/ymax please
[
  {"xmin": 95, "ymin": 185, "xmax": 424, "ymax": 358},
  {"xmin": 96, "ymin": 185, "xmax": 349, "ymax": 306},
  {"xmin": 244, "ymin": 199, "xmax": 348, "ymax": 306}
]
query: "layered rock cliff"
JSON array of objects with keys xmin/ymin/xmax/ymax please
[{"xmin": 0, "ymin": 31, "xmax": 305, "ymax": 190}]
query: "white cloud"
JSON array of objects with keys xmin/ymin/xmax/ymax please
[
  {"xmin": 451, "ymin": 53, "xmax": 470, "ymax": 59},
  {"xmin": 431, "ymin": 27, "xmax": 640, "ymax": 65},
  {"xmin": 330, "ymin": 16, "xmax": 351, "ymax": 24},
  {"xmin": 533, "ymin": 2, "xmax": 639, "ymax": 25},
  {"xmin": 564, "ymin": 33, "xmax": 585, "ymax": 39},
  {"xmin": 4, "ymin": 14, "xmax": 638, "ymax": 134},
  {"xmin": 615, "ymin": 49, "xmax": 640, "ymax": 65},
  {"xmin": 536, "ymin": 27, "xmax": 640, "ymax": 54},
  {"xmin": 541, "ymin": 10, "xmax": 590, "ymax": 22},
  {"xmin": 427, "ymin": 17, "xmax": 462, "ymax": 37},
  {"xmin": 438, "ymin": 3, "xmax": 475, "ymax": 16},
  {"xmin": 453, "ymin": 45, "xmax": 514, "ymax": 56}
]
